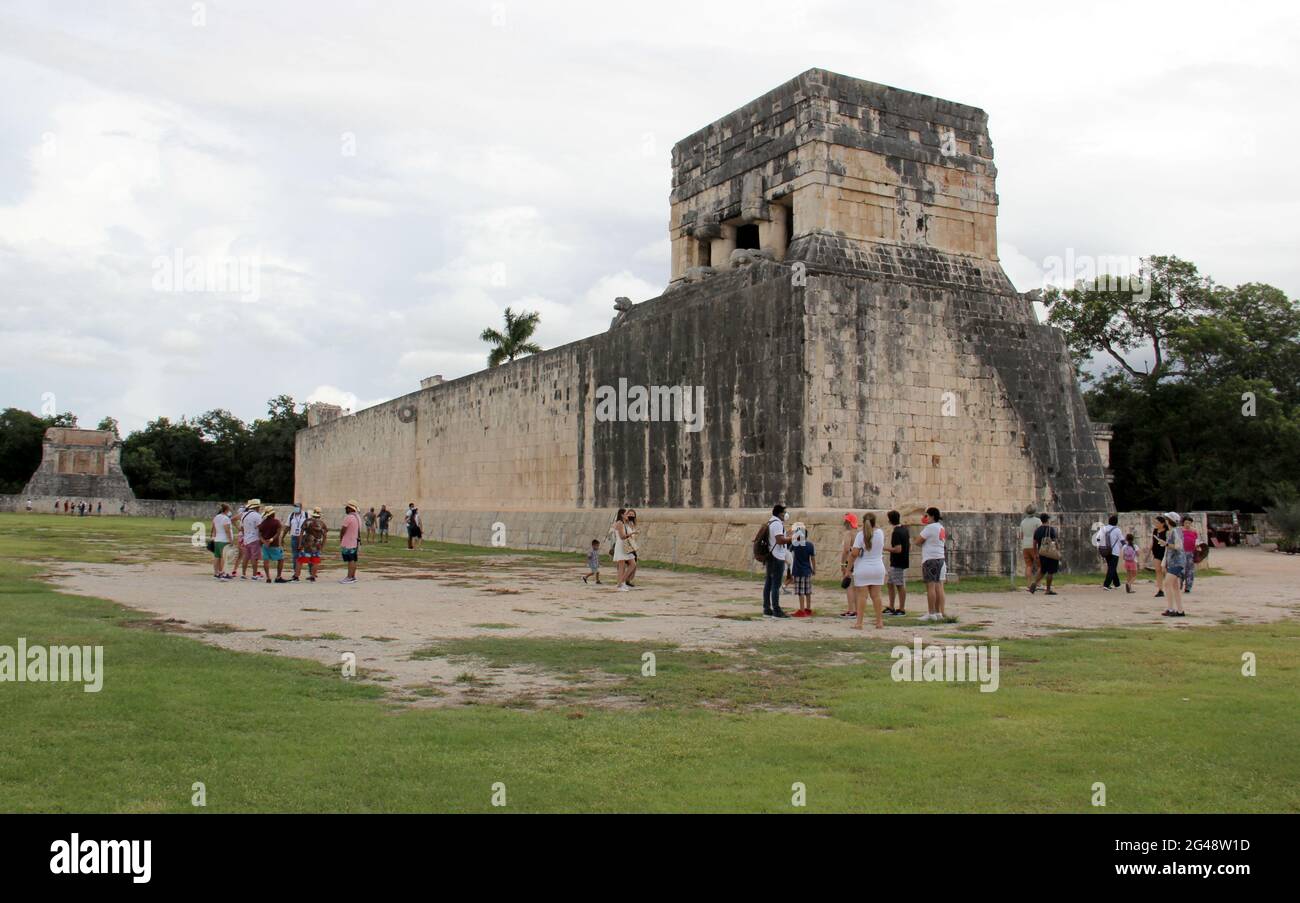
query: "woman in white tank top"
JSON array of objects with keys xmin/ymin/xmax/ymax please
[{"xmin": 851, "ymin": 512, "xmax": 886, "ymax": 630}]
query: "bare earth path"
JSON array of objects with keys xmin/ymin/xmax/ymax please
[{"xmin": 45, "ymin": 547, "xmax": 1300, "ymax": 706}]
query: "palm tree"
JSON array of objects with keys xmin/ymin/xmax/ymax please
[{"xmin": 480, "ymin": 307, "xmax": 542, "ymax": 368}]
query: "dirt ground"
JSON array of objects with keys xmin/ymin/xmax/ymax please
[{"xmin": 45, "ymin": 546, "xmax": 1300, "ymax": 706}]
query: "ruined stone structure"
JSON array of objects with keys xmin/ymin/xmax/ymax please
[
  {"xmin": 22, "ymin": 428, "xmax": 136, "ymax": 504},
  {"xmin": 295, "ymin": 69, "xmax": 1113, "ymax": 573}
]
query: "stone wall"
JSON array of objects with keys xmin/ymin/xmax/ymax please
[
  {"xmin": 296, "ymin": 262, "xmax": 806, "ymax": 513},
  {"xmin": 0, "ymin": 495, "xmax": 292, "ymax": 521},
  {"xmin": 296, "ymin": 258, "xmax": 1109, "ymax": 517},
  {"xmin": 394, "ymin": 507, "xmax": 1112, "ymax": 578},
  {"xmin": 800, "ymin": 251, "xmax": 1109, "ymax": 513}
]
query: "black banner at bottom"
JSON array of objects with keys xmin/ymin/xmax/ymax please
[{"xmin": 0, "ymin": 814, "xmax": 1283, "ymax": 889}]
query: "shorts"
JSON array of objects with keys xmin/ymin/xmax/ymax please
[
  {"xmin": 1124, "ymin": 561, "xmax": 1138, "ymax": 574},
  {"xmin": 793, "ymin": 574, "xmax": 812, "ymax": 595},
  {"xmin": 1039, "ymin": 556, "xmax": 1060, "ymax": 575},
  {"xmin": 242, "ymin": 540, "xmax": 262, "ymax": 559},
  {"xmin": 1166, "ymin": 563, "xmax": 1185, "ymax": 578},
  {"xmin": 341, "ymin": 547, "xmax": 358, "ymax": 563},
  {"xmin": 301, "ymin": 554, "xmax": 321, "ymax": 565},
  {"xmin": 888, "ymin": 566, "xmax": 907, "ymax": 586},
  {"xmin": 922, "ymin": 559, "xmax": 945, "ymax": 583},
  {"xmin": 262, "ymin": 546, "xmax": 283, "ymax": 562},
  {"xmin": 379, "ymin": 526, "xmax": 389, "ymax": 535},
  {"xmin": 213, "ymin": 541, "xmax": 228, "ymax": 560}
]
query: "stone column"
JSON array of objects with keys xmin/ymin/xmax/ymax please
[
  {"xmin": 762, "ymin": 204, "xmax": 790, "ymax": 260},
  {"xmin": 711, "ymin": 224, "xmax": 737, "ymax": 270}
]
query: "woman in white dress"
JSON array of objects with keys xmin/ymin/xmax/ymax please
[
  {"xmin": 851, "ymin": 512, "xmax": 886, "ymax": 630},
  {"xmin": 610, "ymin": 508, "xmax": 636, "ymax": 591}
]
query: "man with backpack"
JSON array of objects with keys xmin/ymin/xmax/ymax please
[
  {"xmin": 755, "ymin": 505, "xmax": 792, "ymax": 619},
  {"xmin": 1096, "ymin": 514, "xmax": 1124, "ymax": 590}
]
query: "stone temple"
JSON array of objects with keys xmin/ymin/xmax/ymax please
[
  {"xmin": 296, "ymin": 69, "xmax": 1113, "ymax": 572},
  {"xmin": 23, "ymin": 428, "xmax": 136, "ymax": 505}
]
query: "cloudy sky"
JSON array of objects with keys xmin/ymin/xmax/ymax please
[{"xmin": 1, "ymin": 0, "xmax": 1296, "ymax": 432}]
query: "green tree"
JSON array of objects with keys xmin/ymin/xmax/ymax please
[
  {"xmin": 193, "ymin": 409, "xmax": 251, "ymax": 501},
  {"xmin": 245, "ymin": 396, "xmax": 306, "ymax": 501},
  {"xmin": 480, "ymin": 307, "xmax": 542, "ymax": 368},
  {"xmin": 0, "ymin": 409, "xmax": 50, "ymax": 493},
  {"xmin": 120, "ymin": 417, "xmax": 206, "ymax": 499},
  {"xmin": 96, "ymin": 416, "xmax": 120, "ymax": 438},
  {"xmin": 1049, "ymin": 256, "xmax": 1300, "ymax": 511},
  {"xmin": 1042, "ymin": 255, "xmax": 1214, "ymax": 388}
]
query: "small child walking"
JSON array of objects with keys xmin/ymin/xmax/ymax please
[
  {"xmin": 1122, "ymin": 533, "xmax": 1138, "ymax": 593},
  {"xmin": 583, "ymin": 539, "xmax": 602, "ymax": 584}
]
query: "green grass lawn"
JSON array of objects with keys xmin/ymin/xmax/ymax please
[{"xmin": 0, "ymin": 513, "xmax": 1295, "ymax": 812}]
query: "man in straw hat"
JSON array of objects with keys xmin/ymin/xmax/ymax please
[
  {"xmin": 339, "ymin": 500, "xmax": 363, "ymax": 584},
  {"xmin": 240, "ymin": 499, "xmax": 264, "ymax": 580},
  {"xmin": 258, "ymin": 505, "xmax": 288, "ymax": 584},
  {"xmin": 299, "ymin": 506, "xmax": 328, "ymax": 582}
]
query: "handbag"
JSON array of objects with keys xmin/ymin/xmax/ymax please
[
  {"xmin": 205, "ymin": 538, "xmax": 215, "ymax": 553},
  {"xmin": 1038, "ymin": 527, "xmax": 1060, "ymax": 560}
]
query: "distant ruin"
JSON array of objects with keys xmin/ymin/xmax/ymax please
[
  {"xmin": 295, "ymin": 69, "xmax": 1113, "ymax": 572},
  {"xmin": 23, "ymin": 428, "xmax": 136, "ymax": 504}
]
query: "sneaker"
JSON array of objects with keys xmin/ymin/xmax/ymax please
[
  {"xmin": 791, "ymin": 609, "xmax": 806, "ymax": 618},
  {"xmin": 891, "ymin": 609, "xmax": 907, "ymax": 616},
  {"xmin": 763, "ymin": 611, "xmax": 775, "ymax": 619},
  {"xmin": 1161, "ymin": 610, "xmax": 1175, "ymax": 617},
  {"xmin": 1029, "ymin": 584, "xmax": 1038, "ymax": 594},
  {"xmin": 1173, "ymin": 610, "xmax": 1186, "ymax": 617},
  {"xmin": 338, "ymin": 577, "xmax": 356, "ymax": 584},
  {"xmin": 275, "ymin": 578, "xmax": 288, "ymax": 584},
  {"xmin": 1045, "ymin": 590, "xmax": 1058, "ymax": 596},
  {"xmin": 1155, "ymin": 591, "xmax": 1165, "ymax": 598},
  {"xmin": 618, "ymin": 584, "xmax": 629, "ymax": 592},
  {"xmin": 839, "ymin": 611, "xmax": 855, "ymax": 618},
  {"xmin": 582, "ymin": 575, "xmax": 589, "ymax": 584},
  {"xmin": 883, "ymin": 607, "xmax": 896, "ymax": 615},
  {"xmin": 771, "ymin": 610, "xmax": 791, "ymax": 619}
]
